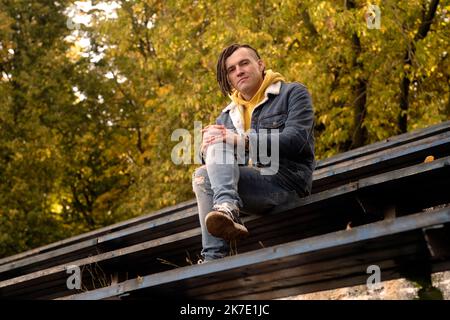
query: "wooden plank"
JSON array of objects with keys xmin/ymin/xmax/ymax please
[
  {"xmin": 185, "ymin": 236, "xmax": 433, "ymax": 299},
  {"xmin": 0, "ymin": 199, "xmax": 197, "ymax": 266},
  {"xmin": 3, "ymin": 125, "xmax": 448, "ymax": 272},
  {"xmin": 0, "ymin": 228, "xmax": 201, "ymax": 295},
  {"xmin": 19, "ymin": 234, "xmax": 418, "ymax": 300},
  {"xmin": 0, "ymin": 203, "xmax": 390, "ymax": 298},
  {"xmin": 0, "ymin": 206, "xmax": 200, "ymax": 279},
  {"xmin": 315, "ymin": 120, "xmax": 450, "ymax": 169},
  {"xmin": 2, "ymin": 158, "xmax": 448, "ymax": 286},
  {"xmin": 423, "ymin": 223, "xmax": 450, "ymax": 259},
  {"xmin": 58, "ymin": 207, "xmax": 450, "ymax": 300},
  {"xmin": 0, "ymin": 178, "xmax": 358, "ymax": 279},
  {"xmin": 229, "ymin": 268, "xmax": 406, "ymax": 300},
  {"xmin": 312, "ymin": 132, "xmax": 450, "ymax": 192},
  {"xmin": 314, "ymin": 131, "xmax": 450, "ymax": 179},
  {"xmin": 101, "ymin": 161, "xmax": 450, "ymax": 282},
  {"xmin": 117, "ymin": 237, "xmax": 433, "ymax": 300},
  {"xmin": 164, "ymin": 232, "xmax": 421, "ymax": 298},
  {"xmin": 2, "ymin": 156, "xmax": 449, "ymax": 298},
  {"xmin": 0, "ymin": 215, "xmax": 345, "ymax": 298},
  {"xmin": 179, "ymin": 229, "xmax": 434, "ymax": 300},
  {"xmin": 192, "ymin": 243, "xmax": 425, "ymax": 299},
  {"xmin": 272, "ymin": 155, "xmax": 450, "ymax": 216},
  {"xmin": 3, "ymin": 123, "xmax": 448, "ymax": 268},
  {"xmin": 0, "ymin": 199, "xmax": 344, "ymax": 287}
]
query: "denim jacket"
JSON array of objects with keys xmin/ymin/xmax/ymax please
[{"xmin": 216, "ymin": 81, "xmax": 315, "ymax": 196}]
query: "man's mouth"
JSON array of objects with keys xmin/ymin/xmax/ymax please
[{"xmin": 237, "ymin": 77, "xmax": 248, "ymax": 85}]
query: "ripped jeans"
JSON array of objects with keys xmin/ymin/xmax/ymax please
[{"xmin": 192, "ymin": 142, "xmax": 301, "ymax": 261}]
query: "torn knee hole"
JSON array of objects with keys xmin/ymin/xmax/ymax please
[{"xmin": 194, "ymin": 175, "xmax": 205, "ymax": 185}]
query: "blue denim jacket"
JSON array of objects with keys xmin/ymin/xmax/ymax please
[{"xmin": 216, "ymin": 81, "xmax": 315, "ymax": 196}]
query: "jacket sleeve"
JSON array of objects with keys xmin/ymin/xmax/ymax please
[{"xmin": 279, "ymin": 84, "xmax": 314, "ymax": 158}]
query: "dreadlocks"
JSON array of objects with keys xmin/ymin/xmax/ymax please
[{"xmin": 216, "ymin": 44, "xmax": 262, "ymax": 96}]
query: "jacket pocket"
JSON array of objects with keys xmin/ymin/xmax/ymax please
[{"xmin": 259, "ymin": 113, "xmax": 287, "ymax": 129}]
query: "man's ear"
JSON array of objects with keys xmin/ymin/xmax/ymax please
[{"xmin": 258, "ymin": 60, "xmax": 265, "ymax": 73}]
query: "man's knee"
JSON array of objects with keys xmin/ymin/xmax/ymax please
[
  {"xmin": 192, "ymin": 165, "xmax": 210, "ymax": 193},
  {"xmin": 204, "ymin": 142, "xmax": 235, "ymax": 165}
]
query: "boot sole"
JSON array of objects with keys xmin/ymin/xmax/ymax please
[{"xmin": 205, "ymin": 211, "xmax": 249, "ymax": 241}]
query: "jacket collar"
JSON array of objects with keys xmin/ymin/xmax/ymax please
[{"xmin": 221, "ymin": 81, "xmax": 282, "ymax": 113}]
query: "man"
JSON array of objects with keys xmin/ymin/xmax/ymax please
[{"xmin": 192, "ymin": 44, "xmax": 315, "ymax": 262}]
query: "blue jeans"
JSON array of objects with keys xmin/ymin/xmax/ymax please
[{"xmin": 192, "ymin": 143, "xmax": 301, "ymax": 261}]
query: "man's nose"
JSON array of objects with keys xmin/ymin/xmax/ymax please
[{"xmin": 236, "ymin": 66, "xmax": 244, "ymax": 76}]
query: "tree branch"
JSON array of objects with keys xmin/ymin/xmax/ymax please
[
  {"xmin": 415, "ymin": 0, "xmax": 439, "ymax": 42},
  {"xmin": 399, "ymin": 0, "xmax": 440, "ymax": 133},
  {"xmin": 299, "ymin": 5, "xmax": 318, "ymax": 37}
]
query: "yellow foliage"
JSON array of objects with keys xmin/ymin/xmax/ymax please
[{"xmin": 157, "ymin": 85, "xmax": 174, "ymax": 97}]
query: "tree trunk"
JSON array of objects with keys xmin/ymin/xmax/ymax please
[
  {"xmin": 347, "ymin": 1, "xmax": 368, "ymax": 149},
  {"xmin": 398, "ymin": 0, "xmax": 439, "ymax": 133}
]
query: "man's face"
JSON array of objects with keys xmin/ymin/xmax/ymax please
[{"xmin": 225, "ymin": 47, "xmax": 265, "ymax": 100}]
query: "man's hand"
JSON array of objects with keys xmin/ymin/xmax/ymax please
[{"xmin": 201, "ymin": 124, "xmax": 240, "ymax": 153}]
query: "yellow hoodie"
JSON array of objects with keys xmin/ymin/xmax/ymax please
[{"xmin": 231, "ymin": 69, "xmax": 285, "ymax": 132}]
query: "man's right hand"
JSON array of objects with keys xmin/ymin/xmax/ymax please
[
  {"xmin": 201, "ymin": 124, "xmax": 226, "ymax": 154},
  {"xmin": 201, "ymin": 124, "xmax": 241, "ymax": 154}
]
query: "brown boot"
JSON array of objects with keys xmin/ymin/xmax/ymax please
[{"xmin": 205, "ymin": 203, "xmax": 249, "ymax": 241}]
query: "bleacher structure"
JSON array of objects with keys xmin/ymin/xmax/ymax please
[{"xmin": 0, "ymin": 121, "xmax": 449, "ymax": 300}]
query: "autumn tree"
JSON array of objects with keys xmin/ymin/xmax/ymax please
[{"xmin": 0, "ymin": 0, "xmax": 448, "ymax": 258}]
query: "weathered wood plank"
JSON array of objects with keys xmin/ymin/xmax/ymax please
[
  {"xmin": 170, "ymin": 233, "xmax": 421, "ymax": 298},
  {"xmin": 2, "ymin": 156, "xmax": 449, "ymax": 298},
  {"xmin": 0, "ymin": 181, "xmax": 357, "ymax": 279},
  {"xmin": 315, "ymin": 120, "xmax": 450, "ymax": 169},
  {"xmin": 0, "ymin": 216, "xmax": 348, "ymax": 298},
  {"xmin": 4, "ymin": 123, "xmax": 448, "ymax": 268},
  {"xmin": 0, "ymin": 199, "xmax": 197, "ymax": 266},
  {"xmin": 192, "ymin": 243, "xmax": 424, "ymax": 299},
  {"xmin": 312, "ymin": 131, "xmax": 450, "ymax": 192},
  {"xmin": 58, "ymin": 207, "xmax": 450, "ymax": 300},
  {"xmin": 2, "ymin": 124, "xmax": 448, "ymax": 275},
  {"xmin": 0, "ymin": 206, "xmax": 200, "ymax": 279}
]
